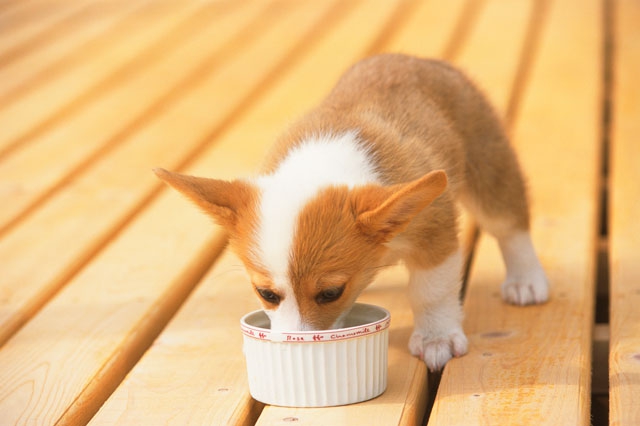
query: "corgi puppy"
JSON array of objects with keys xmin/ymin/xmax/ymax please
[{"xmin": 154, "ymin": 54, "xmax": 549, "ymax": 371}]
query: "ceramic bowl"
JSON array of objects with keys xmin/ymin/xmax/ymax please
[{"xmin": 240, "ymin": 303, "xmax": 390, "ymax": 407}]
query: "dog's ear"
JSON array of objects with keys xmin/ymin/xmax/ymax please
[
  {"xmin": 354, "ymin": 170, "xmax": 447, "ymax": 242},
  {"xmin": 154, "ymin": 168, "xmax": 256, "ymax": 231}
]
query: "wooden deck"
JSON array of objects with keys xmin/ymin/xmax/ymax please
[{"xmin": 0, "ymin": 0, "xmax": 638, "ymax": 425}]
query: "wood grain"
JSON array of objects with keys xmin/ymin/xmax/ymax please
[
  {"xmin": 0, "ymin": 1, "xmax": 213, "ymax": 230},
  {"xmin": 0, "ymin": 1, "xmax": 174, "ymax": 153},
  {"xmin": 0, "ymin": 0, "xmax": 95, "ymax": 61},
  {"xmin": 609, "ymin": 0, "xmax": 640, "ymax": 424},
  {"xmin": 0, "ymin": 1, "xmax": 152, "ymax": 103}
]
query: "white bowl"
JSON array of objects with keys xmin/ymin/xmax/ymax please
[{"xmin": 240, "ymin": 303, "xmax": 390, "ymax": 407}]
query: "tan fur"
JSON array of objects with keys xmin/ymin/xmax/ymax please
[
  {"xmin": 155, "ymin": 54, "xmax": 545, "ymax": 369},
  {"xmin": 152, "ymin": 168, "xmax": 261, "ymax": 270},
  {"xmin": 264, "ymin": 55, "xmax": 528, "ymax": 260},
  {"xmin": 285, "ymin": 172, "xmax": 446, "ymax": 329}
]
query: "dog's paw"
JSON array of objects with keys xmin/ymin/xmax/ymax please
[
  {"xmin": 409, "ymin": 330, "xmax": 468, "ymax": 372},
  {"xmin": 501, "ymin": 266, "xmax": 549, "ymax": 305}
]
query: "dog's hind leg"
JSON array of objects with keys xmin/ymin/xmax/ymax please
[{"xmin": 458, "ymin": 118, "xmax": 549, "ymax": 305}]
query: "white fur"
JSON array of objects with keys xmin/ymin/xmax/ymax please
[
  {"xmin": 263, "ymin": 287, "xmax": 307, "ymax": 330},
  {"xmin": 459, "ymin": 205, "xmax": 549, "ymax": 305},
  {"xmin": 407, "ymin": 250, "xmax": 468, "ymax": 371},
  {"xmin": 498, "ymin": 231, "xmax": 549, "ymax": 305},
  {"xmin": 254, "ymin": 132, "xmax": 380, "ymax": 329}
]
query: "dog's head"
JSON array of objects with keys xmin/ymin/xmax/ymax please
[{"xmin": 155, "ymin": 167, "xmax": 446, "ymax": 331}]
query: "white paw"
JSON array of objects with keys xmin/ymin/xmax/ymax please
[
  {"xmin": 409, "ymin": 330, "xmax": 468, "ymax": 372},
  {"xmin": 501, "ymin": 266, "xmax": 549, "ymax": 305}
]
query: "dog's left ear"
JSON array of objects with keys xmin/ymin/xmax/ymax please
[
  {"xmin": 354, "ymin": 170, "xmax": 447, "ymax": 242},
  {"xmin": 153, "ymin": 168, "xmax": 256, "ymax": 231}
]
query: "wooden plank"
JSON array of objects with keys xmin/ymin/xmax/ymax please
[
  {"xmin": 0, "ymin": 0, "xmax": 32, "ymax": 17},
  {"xmin": 383, "ymin": 0, "xmax": 467, "ymax": 58},
  {"xmin": 0, "ymin": 1, "xmax": 253, "ymax": 235},
  {"xmin": 0, "ymin": 2, "xmax": 350, "ymax": 425},
  {"xmin": 0, "ymin": 0, "xmax": 24, "ymax": 15},
  {"xmin": 90, "ymin": 1, "xmax": 465, "ymax": 425},
  {"xmin": 89, "ymin": 249, "xmax": 265, "ymax": 426},
  {"xmin": 0, "ymin": 0, "xmax": 151, "ymax": 102},
  {"xmin": 609, "ymin": 0, "xmax": 640, "ymax": 424},
  {"xmin": 0, "ymin": 181, "xmax": 229, "ymax": 426},
  {"xmin": 0, "ymin": 1, "xmax": 199, "ymax": 154},
  {"xmin": 0, "ymin": 0, "xmax": 266, "ymax": 345},
  {"xmin": 453, "ymin": 0, "xmax": 534, "ymax": 117},
  {"xmin": 429, "ymin": 0, "xmax": 602, "ymax": 424},
  {"xmin": 0, "ymin": 0, "xmax": 92, "ymax": 58}
]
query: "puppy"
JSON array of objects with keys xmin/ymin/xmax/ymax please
[{"xmin": 154, "ymin": 54, "xmax": 549, "ymax": 371}]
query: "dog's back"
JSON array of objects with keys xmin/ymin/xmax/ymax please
[{"xmin": 264, "ymin": 54, "xmax": 529, "ymax": 240}]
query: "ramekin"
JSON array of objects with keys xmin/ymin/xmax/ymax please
[{"xmin": 240, "ymin": 303, "xmax": 390, "ymax": 407}]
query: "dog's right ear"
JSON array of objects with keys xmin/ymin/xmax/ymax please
[{"xmin": 153, "ymin": 168, "xmax": 256, "ymax": 231}]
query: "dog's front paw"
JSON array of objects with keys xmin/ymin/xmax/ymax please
[
  {"xmin": 409, "ymin": 330, "xmax": 468, "ymax": 372},
  {"xmin": 501, "ymin": 266, "xmax": 549, "ymax": 305}
]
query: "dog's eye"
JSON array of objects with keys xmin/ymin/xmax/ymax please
[
  {"xmin": 316, "ymin": 285, "xmax": 345, "ymax": 304},
  {"xmin": 257, "ymin": 288, "xmax": 280, "ymax": 304}
]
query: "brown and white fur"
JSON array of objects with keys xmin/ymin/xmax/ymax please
[{"xmin": 154, "ymin": 54, "xmax": 549, "ymax": 371}]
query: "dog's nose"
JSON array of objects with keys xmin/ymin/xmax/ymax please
[{"xmin": 266, "ymin": 311, "xmax": 311, "ymax": 331}]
